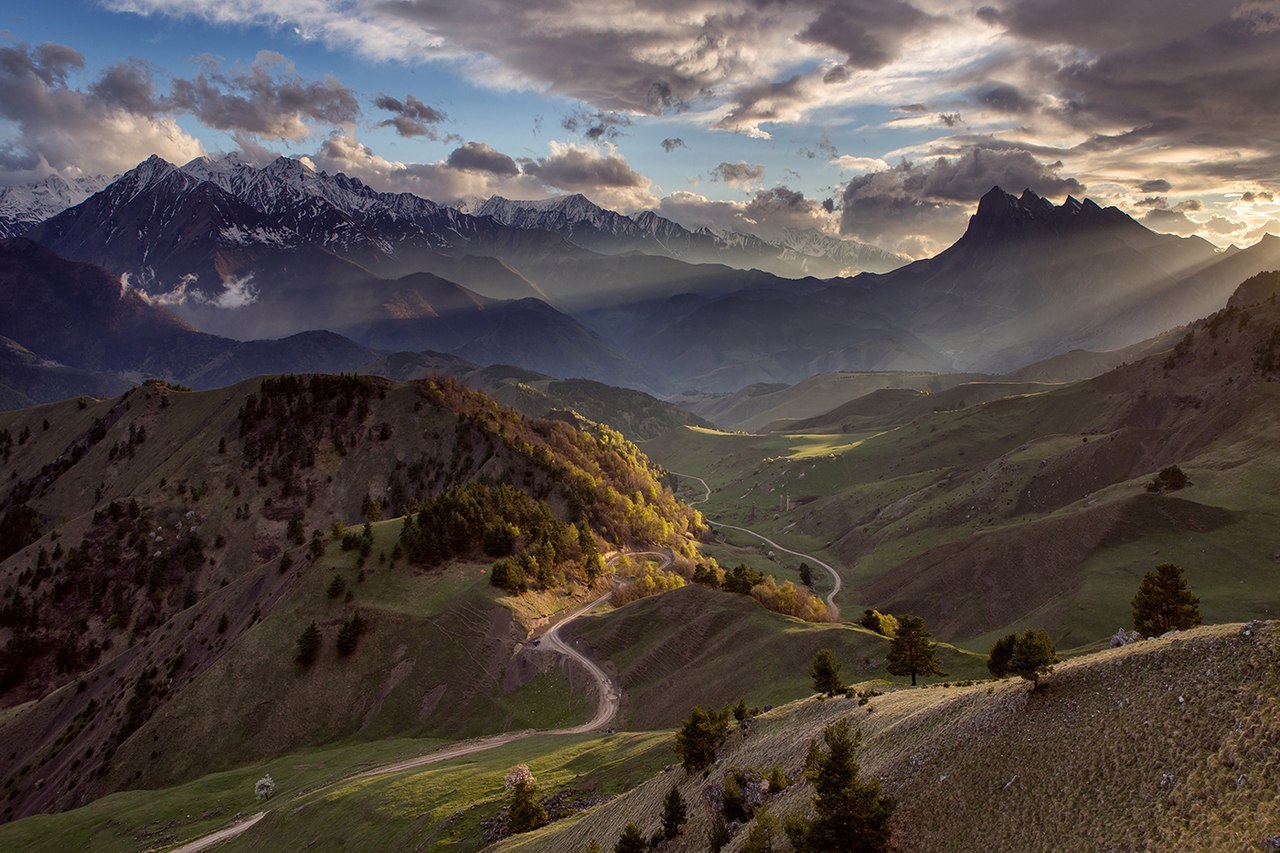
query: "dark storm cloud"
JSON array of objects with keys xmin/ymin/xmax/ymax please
[
  {"xmin": 1137, "ymin": 179, "xmax": 1172, "ymax": 193},
  {"xmin": 976, "ymin": 0, "xmax": 1280, "ymax": 168},
  {"xmin": 378, "ymin": 0, "xmax": 940, "ymax": 130},
  {"xmin": 374, "ymin": 93, "xmax": 446, "ymax": 138},
  {"xmin": 710, "ymin": 161, "xmax": 766, "ymax": 186},
  {"xmin": 561, "ymin": 109, "xmax": 632, "ymax": 141},
  {"xmin": 660, "ymin": 137, "xmax": 686, "ymax": 153},
  {"xmin": 170, "ymin": 52, "xmax": 359, "ymax": 140},
  {"xmin": 974, "ymin": 82, "xmax": 1033, "ymax": 113},
  {"xmin": 445, "ymin": 141, "xmax": 519, "ymax": 176},
  {"xmin": 799, "ymin": 0, "xmax": 933, "ymax": 69}
]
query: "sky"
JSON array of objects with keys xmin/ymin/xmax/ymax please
[{"xmin": 1, "ymin": 0, "xmax": 1278, "ymax": 258}]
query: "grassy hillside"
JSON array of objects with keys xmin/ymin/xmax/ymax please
[
  {"xmin": 2, "ymin": 620, "xmax": 1271, "ymax": 851},
  {"xmin": 563, "ymin": 585, "xmax": 987, "ymax": 730},
  {"xmin": 501, "ymin": 620, "xmax": 1280, "ymax": 852},
  {"xmin": 0, "ymin": 729, "xmax": 673, "ymax": 852},
  {"xmin": 679, "ymin": 371, "xmax": 987, "ymax": 433},
  {"xmin": 0, "ymin": 374, "xmax": 702, "ymax": 823},
  {"xmin": 645, "ymin": 279, "xmax": 1280, "ymax": 651}
]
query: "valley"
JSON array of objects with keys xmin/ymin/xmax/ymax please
[{"xmin": 1, "ymin": 150, "xmax": 1278, "ymax": 851}]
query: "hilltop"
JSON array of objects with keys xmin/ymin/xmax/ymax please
[{"xmin": 0, "ymin": 374, "xmax": 701, "ymax": 822}]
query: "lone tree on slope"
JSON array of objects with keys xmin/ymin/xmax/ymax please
[
  {"xmin": 505, "ymin": 763, "xmax": 548, "ymax": 833},
  {"xmin": 295, "ymin": 622, "xmax": 321, "ymax": 665},
  {"xmin": 783, "ymin": 718, "xmax": 894, "ymax": 852},
  {"xmin": 660, "ymin": 784, "xmax": 688, "ymax": 839},
  {"xmin": 674, "ymin": 705, "xmax": 731, "ymax": 772},
  {"xmin": 885, "ymin": 615, "xmax": 945, "ymax": 686},
  {"xmin": 809, "ymin": 649, "xmax": 844, "ymax": 697},
  {"xmin": 1008, "ymin": 629, "xmax": 1057, "ymax": 689},
  {"xmin": 1132, "ymin": 563, "xmax": 1202, "ymax": 636}
]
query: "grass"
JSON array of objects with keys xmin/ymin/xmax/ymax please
[
  {"xmin": 648, "ymin": 366, "xmax": 1280, "ymax": 654},
  {"xmin": 503, "ymin": 620, "xmax": 1280, "ymax": 852},
  {"xmin": 564, "ymin": 585, "xmax": 988, "ymax": 731},
  {"xmin": 222, "ymin": 731, "xmax": 671, "ymax": 851},
  {"xmin": 0, "ymin": 737, "xmax": 447, "ymax": 851}
]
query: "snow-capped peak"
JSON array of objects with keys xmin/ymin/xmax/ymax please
[{"xmin": 0, "ymin": 172, "xmax": 113, "ymax": 238}]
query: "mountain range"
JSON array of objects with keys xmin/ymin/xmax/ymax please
[{"xmin": 5, "ymin": 154, "xmax": 1280, "ymax": 396}]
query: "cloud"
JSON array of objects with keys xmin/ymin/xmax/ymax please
[
  {"xmin": 655, "ymin": 185, "xmax": 839, "ymax": 242},
  {"xmin": 126, "ymin": 271, "xmax": 259, "ymax": 309},
  {"xmin": 374, "ymin": 93, "xmax": 446, "ymax": 138},
  {"xmin": 108, "ymin": 0, "xmax": 945, "ymax": 138},
  {"xmin": 0, "ymin": 41, "xmax": 203, "ymax": 184},
  {"xmin": 833, "ymin": 155, "xmax": 889, "ymax": 173},
  {"xmin": 523, "ymin": 142, "xmax": 647, "ymax": 190},
  {"xmin": 838, "ymin": 147, "xmax": 1085, "ymax": 256},
  {"xmin": 309, "ymin": 135, "xmax": 655, "ymax": 210},
  {"xmin": 798, "ymin": 0, "xmax": 934, "ymax": 70},
  {"xmin": 561, "ymin": 109, "xmax": 632, "ymax": 141},
  {"xmin": 660, "ymin": 137, "xmax": 686, "ymax": 153},
  {"xmin": 710, "ymin": 161, "xmax": 766, "ymax": 187},
  {"xmin": 445, "ymin": 141, "xmax": 519, "ymax": 177},
  {"xmin": 1137, "ymin": 179, "xmax": 1172, "ymax": 193},
  {"xmin": 1140, "ymin": 206, "xmax": 1201, "ymax": 236},
  {"xmin": 169, "ymin": 51, "xmax": 359, "ymax": 140}
]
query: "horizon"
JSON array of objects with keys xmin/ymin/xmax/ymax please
[{"xmin": 2, "ymin": 1, "xmax": 1278, "ymax": 257}]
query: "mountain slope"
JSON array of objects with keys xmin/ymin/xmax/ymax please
[
  {"xmin": 646, "ymin": 270, "xmax": 1280, "ymax": 647},
  {"xmin": 504, "ymin": 620, "xmax": 1280, "ymax": 852},
  {"xmin": 0, "ymin": 375, "xmax": 703, "ymax": 822},
  {"xmin": 0, "ymin": 238, "xmax": 379, "ymax": 387},
  {"xmin": 847, "ymin": 187, "xmax": 1229, "ymax": 370}
]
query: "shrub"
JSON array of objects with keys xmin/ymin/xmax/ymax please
[
  {"xmin": 859, "ymin": 609, "xmax": 898, "ymax": 637},
  {"xmin": 1146, "ymin": 465, "xmax": 1191, "ymax": 493},
  {"xmin": 255, "ymin": 774, "xmax": 275, "ymax": 800},
  {"xmin": 613, "ymin": 822, "xmax": 646, "ymax": 853},
  {"xmin": 1009, "ymin": 629, "xmax": 1057, "ymax": 688}
]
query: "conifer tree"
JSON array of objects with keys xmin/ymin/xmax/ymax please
[
  {"xmin": 1132, "ymin": 563, "xmax": 1201, "ymax": 636},
  {"xmin": 809, "ymin": 649, "xmax": 844, "ymax": 696},
  {"xmin": 885, "ymin": 615, "xmax": 945, "ymax": 686},
  {"xmin": 784, "ymin": 719, "xmax": 894, "ymax": 852}
]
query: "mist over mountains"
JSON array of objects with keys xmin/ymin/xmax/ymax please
[{"xmin": 2, "ymin": 154, "xmax": 1278, "ymax": 401}]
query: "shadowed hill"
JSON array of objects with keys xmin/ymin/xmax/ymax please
[{"xmin": 562, "ymin": 584, "xmax": 981, "ymax": 729}]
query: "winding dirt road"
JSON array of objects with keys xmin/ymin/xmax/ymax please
[
  {"xmin": 669, "ymin": 470, "xmax": 843, "ymax": 618},
  {"xmin": 164, "ymin": 552, "xmax": 667, "ymax": 852}
]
